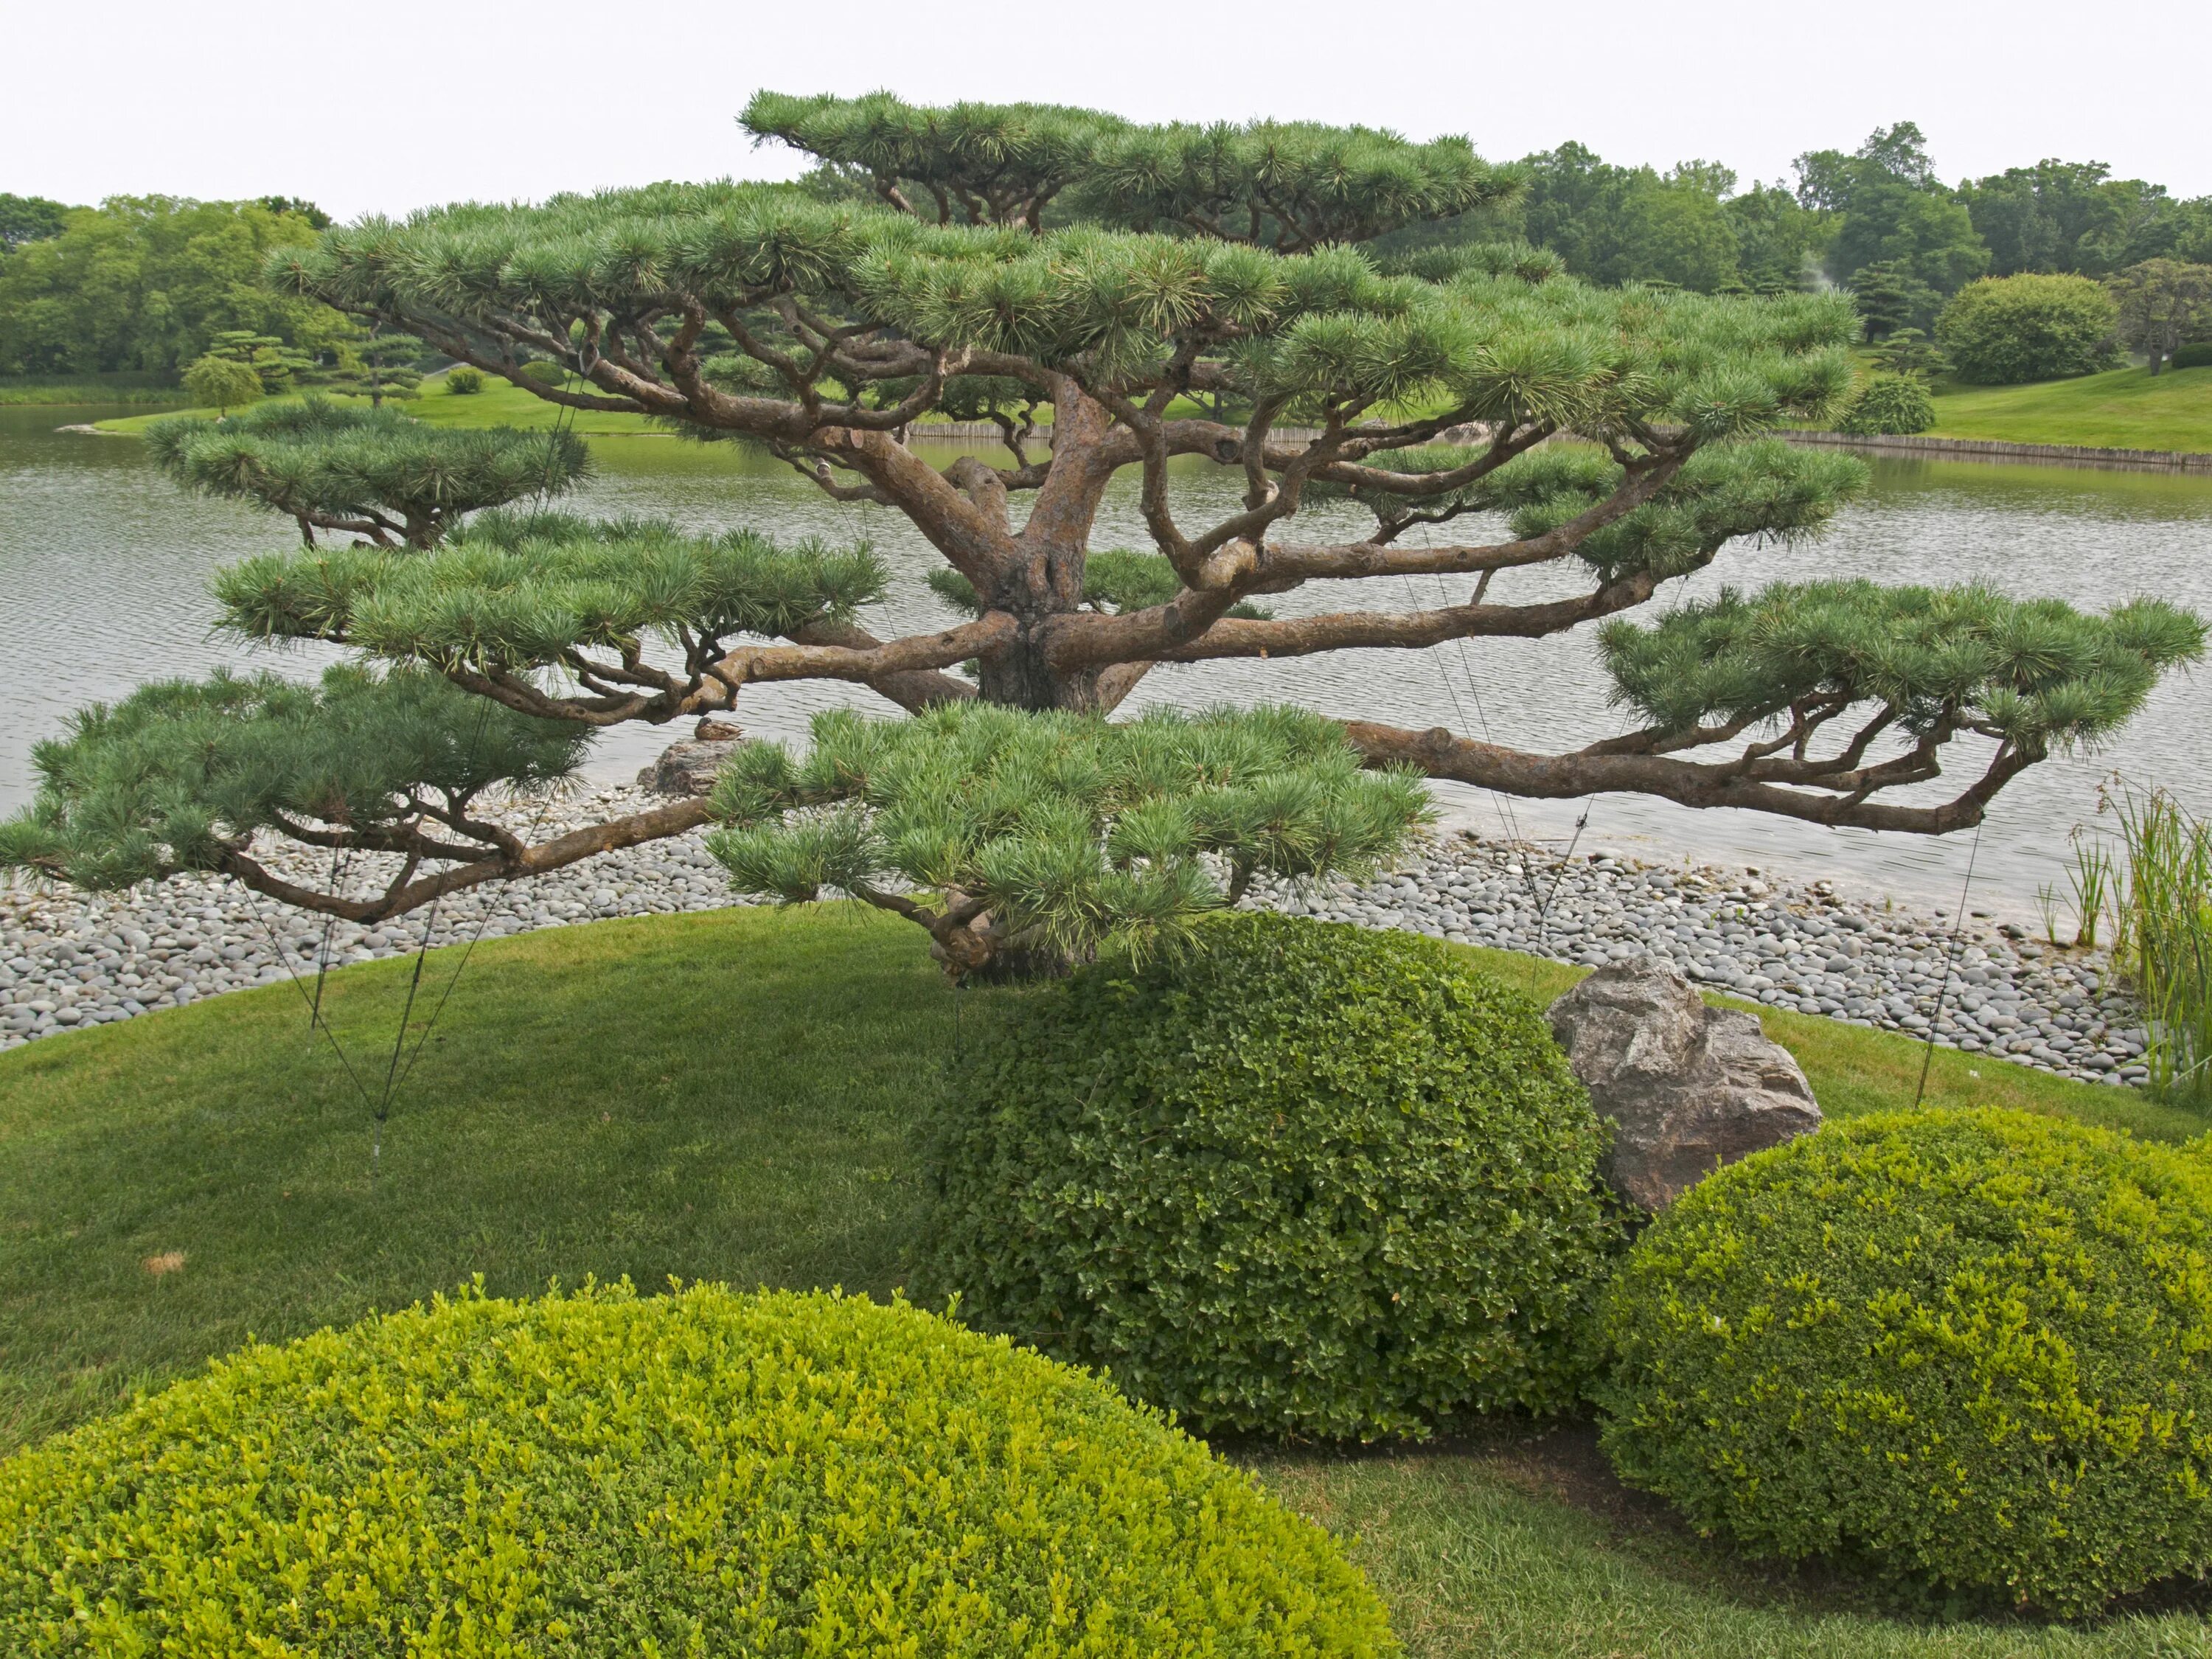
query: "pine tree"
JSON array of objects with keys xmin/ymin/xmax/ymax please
[
  {"xmin": 7, "ymin": 93, "xmax": 2203, "ymax": 976},
  {"xmin": 313, "ymin": 327, "xmax": 427, "ymax": 405},
  {"xmin": 206, "ymin": 329, "xmax": 313, "ymax": 396},
  {"xmin": 144, "ymin": 397, "xmax": 590, "ymax": 548}
]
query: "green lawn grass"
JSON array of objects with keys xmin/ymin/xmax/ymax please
[
  {"xmin": 1, "ymin": 905, "xmax": 2204, "ymax": 1652},
  {"xmin": 92, "ymin": 372, "xmax": 675, "ymax": 436},
  {"xmin": 1926, "ymin": 365, "xmax": 2212, "ymax": 453}
]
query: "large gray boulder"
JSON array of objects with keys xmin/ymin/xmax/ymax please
[
  {"xmin": 1547, "ymin": 959, "xmax": 1820, "ymax": 1211},
  {"xmin": 636, "ymin": 719, "xmax": 743, "ymax": 796}
]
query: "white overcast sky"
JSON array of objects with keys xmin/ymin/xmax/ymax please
[{"xmin": 10, "ymin": 0, "xmax": 2210, "ymax": 218}]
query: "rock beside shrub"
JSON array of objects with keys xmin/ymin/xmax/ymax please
[
  {"xmin": 0, "ymin": 1284, "xmax": 1397, "ymax": 1655},
  {"xmin": 1596, "ymin": 1107, "xmax": 2212, "ymax": 1615},
  {"xmin": 1548, "ymin": 959, "xmax": 1819, "ymax": 1210},
  {"xmin": 927, "ymin": 912, "xmax": 1621, "ymax": 1440}
]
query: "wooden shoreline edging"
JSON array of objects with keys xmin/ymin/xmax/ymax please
[{"xmin": 1779, "ymin": 429, "xmax": 2212, "ymax": 473}]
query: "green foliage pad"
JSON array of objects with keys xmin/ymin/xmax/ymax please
[
  {"xmin": 709, "ymin": 703, "xmax": 1427, "ymax": 970},
  {"xmin": 147, "ymin": 397, "xmax": 588, "ymax": 547},
  {"xmin": 1596, "ymin": 1107, "xmax": 2212, "ymax": 1616},
  {"xmin": 0, "ymin": 665, "xmax": 586, "ymax": 892},
  {"xmin": 0, "ymin": 1284, "xmax": 1398, "ymax": 1655},
  {"xmin": 925, "ymin": 913, "xmax": 1621, "ymax": 1439}
]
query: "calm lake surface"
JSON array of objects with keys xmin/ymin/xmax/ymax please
[{"xmin": 4, "ymin": 403, "xmax": 2209, "ymax": 917}]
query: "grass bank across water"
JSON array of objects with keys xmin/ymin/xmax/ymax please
[
  {"xmin": 1927, "ymin": 365, "xmax": 2212, "ymax": 453},
  {"xmin": 3, "ymin": 904, "xmax": 2203, "ymax": 1655}
]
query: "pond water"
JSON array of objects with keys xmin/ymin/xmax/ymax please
[{"xmin": 4, "ymin": 403, "xmax": 2209, "ymax": 917}]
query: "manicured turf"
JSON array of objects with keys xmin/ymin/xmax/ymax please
[
  {"xmin": 1927, "ymin": 365, "xmax": 2212, "ymax": 453},
  {"xmin": 1, "ymin": 904, "xmax": 2204, "ymax": 1652},
  {"xmin": 92, "ymin": 372, "xmax": 1015, "ymax": 437}
]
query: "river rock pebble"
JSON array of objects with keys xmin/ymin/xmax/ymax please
[{"xmin": 0, "ymin": 796, "xmax": 2154, "ymax": 1092}]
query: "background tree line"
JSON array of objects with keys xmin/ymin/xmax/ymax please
[
  {"xmin": 0, "ymin": 194, "xmax": 344, "ymax": 376},
  {"xmin": 8, "ymin": 119, "xmax": 2212, "ymax": 383},
  {"xmin": 1371, "ymin": 121, "xmax": 2212, "ymax": 310}
]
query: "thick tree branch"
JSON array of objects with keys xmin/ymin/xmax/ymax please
[{"xmin": 1344, "ymin": 722, "xmax": 2039, "ymax": 834}]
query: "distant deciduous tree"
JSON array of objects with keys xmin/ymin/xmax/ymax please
[
  {"xmin": 2107, "ymin": 260, "xmax": 2212, "ymax": 375},
  {"xmin": 1938, "ymin": 274, "xmax": 2122, "ymax": 384},
  {"xmin": 0, "ymin": 192, "xmax": 70, "ymax": 250},
  {"xmin": 1958, "ymin": 160, "xmax": 2173, "ymax": 277},
  {"xmin": 1797, "ymin": 124, "xmax": 1987, "ymax": 296},
  {"xmin": 181, "ymin": 353, "xmax": 264, "ymax": 415},
  {"xmin": 0, "ymin": 196, "xmax": 337, "ymax": 375}
]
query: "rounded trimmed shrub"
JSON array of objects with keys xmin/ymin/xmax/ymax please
[
  {"xmin": 2172, "ymin": 340, "xmax": 2212, "ymax": 371},
  {"xmin": 0, "ymin": 1284, "xmax": 1396, "ymax": 1655},
  {"xmin": 519, "ymin": 359, "xmax": 568, "ymax": 386},
  {"xmin": 444, "ymin": 364, "xmax": 484, "ymax": 394},
  {"xmin": 1596, "ymin": 1107, "xmax": 2212, "ymax": 1615},
  {"xmin": 1937, "ymin": 274, "xmax": 2121, "ymax": 384},
  {"xmin": 1837, "ymin": 374, "xmax": 1936, "ymax": 435},
  {"xmin": 928, "ymin": 912, "xmax": 1620, "ymax": 1440}
]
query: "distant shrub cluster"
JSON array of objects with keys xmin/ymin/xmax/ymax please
[
  {"xmin": 1596, "ymin": 1108, "xmax": 2212, "ymax": 1615},
  {"xmin": 443, "ymin": 364, "xmax": 484, "ymax": 394},
  {"xmin": 0, "ymin": 1284, "xmax": 1396, "ymax": 1655},
  {"xmin": 2173, "ymin": 340, "xmax": 2212, "ymax": 370},
  {"xmin": 1837, "ymin": 374, "xmax": 1936, "ymax": 434},
  {"xmin": 926, "ymin": 913, "xmax": 1621, "ymax": 1440},
  {"xmin": 1938, "ymin": 274, "xmax": 2122, "ymax": 383}
]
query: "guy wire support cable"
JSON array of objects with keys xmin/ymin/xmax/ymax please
[{"xmin": 1914, "ymin": 817, "xmax": 1985, "ymax": 1110}]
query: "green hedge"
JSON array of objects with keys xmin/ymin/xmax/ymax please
[
  {"xmin": 1837, "ymin": 375, "xmax": 1935, "ymax": 435},
  {"xmin": 1596, "ymin": 1107, "xmax": 2212, "ymax": 1615},
  {"xmin": 2171, "ymin": 341, "xmax": 2212, "ymax": 371},
  {"xmin": 927, "ymin": 913, "xmax": 1620, "ymax": 1440},
  {"xmin": 0, "ymin": 1284, "xmax": 1397, "ymax": 1656}
]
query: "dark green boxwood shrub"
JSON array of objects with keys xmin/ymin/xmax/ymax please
[
  {"xmin": 519, "ymin": 359, "xmax": 567, "ymax": 386},
  {"xmin": 0, "ymin": 1284, "xmax": 1396, "ymax": 1655},
  {"xmin": 1596, "ymin": 1107, "xmax": 2212, "ymax": 1615},
  {"xmin": 928, "ymin": 913, "xmax": 1620, "ymax": 1440},
  {"xmin": 444, "ymin": 364, "xmax": 484, "ymax": 394},
  {"xmin": 1937, "ymin": 274, "xmax": 2121, "ymax": 384},
  {"xmin": 1837, "ymin": 374, "xmax": 1936, "ymax": 435},
  {"xmin": 2172, "ymin": 341, "xmax": 2212, "ymax": 371}
]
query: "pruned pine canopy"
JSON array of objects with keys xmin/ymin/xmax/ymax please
[
  {"xmin": 742, "ymin": 91, "xmax": 1518, "ymax": 249},
  {"xmin": 3, "ymin": 92, "xmax": 2202, "ymax": 965},
  {"xmin": 147, "ymin": 398, "xmax": 588, "ymax": 549},
  {"xmin": 706, "ymin": 703, "xmax": 1428, "ymax": 973},
  {"xmin": 0, "ymin": 667, "xmax": 597, "ymax": 919},
  {"xmin": 212, "ymin": 509, "xmax": 892, "ymax": 725}
]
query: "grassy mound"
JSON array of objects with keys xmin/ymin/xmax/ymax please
[
  {"xmin": 1927, "ymin": 365, "xmax": 2212, "ymax": 452},
  {"xmin": 0, "ymin": 1283, "xmax": 1396, "ymax": 1655},
  {"xmin": 2, "ymin": 904, "xmax": 2202, "ymax": 1655}
]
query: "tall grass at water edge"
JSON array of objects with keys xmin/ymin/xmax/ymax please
[{"xmin": 2104, "ymin": 784, "xmax": 2212, "ymax": 1107}]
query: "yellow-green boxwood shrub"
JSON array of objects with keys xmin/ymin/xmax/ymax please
[
  {"xmin": 1596, "ymin": 1107, "xmax": 2212, "ymax": 1615},
  {"xmin": 0, "ymin": 1284, "xmax": 1397, "ymax": 1657},
  {"xmin": 927, "ymin": 913, "xmax": 1620, "ymax": 1441}
]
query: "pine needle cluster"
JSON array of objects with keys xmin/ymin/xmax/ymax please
[
  {"xmin": 147, "ymin": 397, "xmax": 588, "ymax": 548},
  {"xmin": 742, "ymin": 91, "xmax": 1515, "ymax": 248},
  {"xmin": 212, "ymin": 510, "xmax": 885, "ymax": 675},
  {"xmin": 1599, "ymin": 581, "xmax": 2206, "ymax": 750},
  {"xmin": 0, "ymin": 666, "xmax": 587, "ymax": 891},
  {"xmin": 706, "ymin": 703, "xmax": 1428, "ymax": 971}
]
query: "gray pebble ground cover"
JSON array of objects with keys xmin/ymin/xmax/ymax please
[{"xmin": 1, "ymin": 785, "xmax": 2150, "ymax": 1090}]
